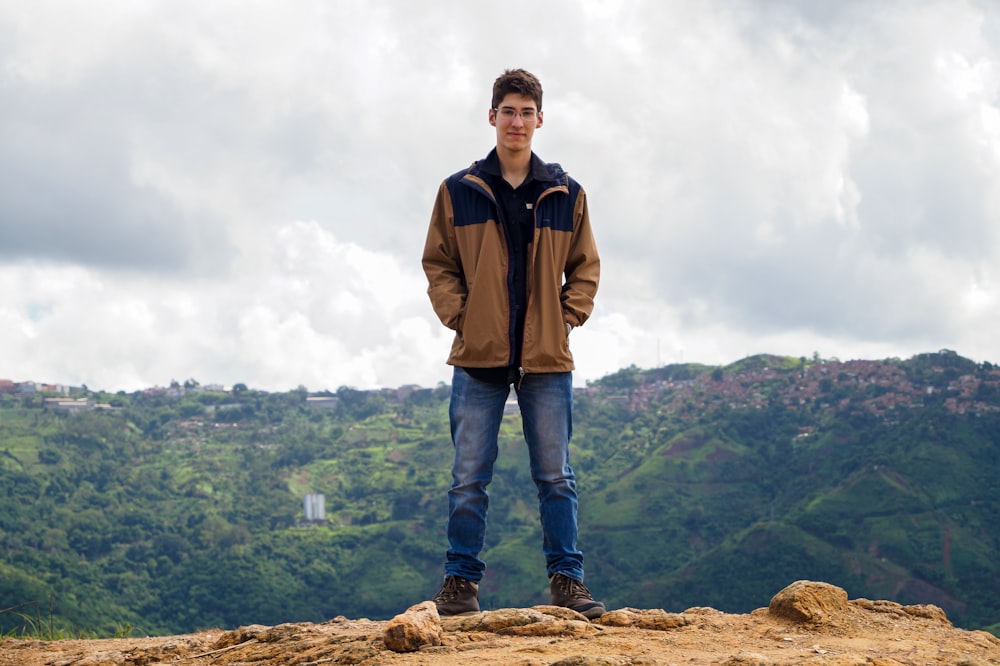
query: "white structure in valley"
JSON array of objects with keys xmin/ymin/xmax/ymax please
[{"xmin": 303, "ymin": 493, "xmax": 326, "ymax": 523}]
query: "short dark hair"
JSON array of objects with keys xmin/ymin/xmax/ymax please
[{"xmin": 492, "ymin": 68, "xmax": 543, "ymax": 111}]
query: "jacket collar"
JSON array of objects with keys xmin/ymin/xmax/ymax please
[{"xmin": 475, "ymin": 148, "xmax": 560, "ymax": 184}]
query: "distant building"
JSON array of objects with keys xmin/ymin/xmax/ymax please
[
  {"xmin": 304, "ymin": 493, "xmax": 326, "ymax": 523},
  {"xmin": 394, "ymin": 384, "xmax": 422, "ymax": 401},
  {"xmin": 306, "ymin": 396, "xmax": 338, "ymax": 409},
  {"xmin": 45, "ymin": 398, "xmax": 92, "ymax": 413}
]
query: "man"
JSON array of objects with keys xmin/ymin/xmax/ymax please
[{"xmin": 421, "ymin": 68, "xmax": 604, "ymax": 619}]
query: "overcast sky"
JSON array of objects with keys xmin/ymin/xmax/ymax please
[{"xmin": 2, "ymin": 0, "xmax": 998, "ymax": 393}]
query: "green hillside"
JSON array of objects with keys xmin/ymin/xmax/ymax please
[{"xmin": 1, "ymin": 351, "xmax": 997, "ymax": 637}]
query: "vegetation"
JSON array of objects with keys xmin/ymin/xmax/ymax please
[{"xmin": 0, "ymin": 351, "xmax": 998, "ymax": 638}]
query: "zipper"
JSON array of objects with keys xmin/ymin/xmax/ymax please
[
  {"xmin": 494, "ymin": 201, "xmax": 518, "ymax": 368},
  {"xmin": 466, "ymin": 174, "xmax": 518, "ymax": 368},
  {"xmin": 517, "ymin": 182, "xmax": 566, "ymax": 382}
]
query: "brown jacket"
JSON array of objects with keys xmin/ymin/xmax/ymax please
[{"xmin": 422, "ymin": 156, "xmax": 600, "ymax": 374}]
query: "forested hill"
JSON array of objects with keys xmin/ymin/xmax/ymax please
[{"xmin": 1, "ymin": 350, "xmax": 998, "ymax": 638}]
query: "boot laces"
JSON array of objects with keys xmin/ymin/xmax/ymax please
[
  {"xmin": 434, "ymin": 576, "xmax": 467, "ymax": 603},
  {"xmin": 556, "ymin": 575, "xmax": 593, "ymax": 600}
]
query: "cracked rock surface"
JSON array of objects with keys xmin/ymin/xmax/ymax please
[{"xmin": 1, "ymin": 581, "xmax": 998, "ymax": 665}]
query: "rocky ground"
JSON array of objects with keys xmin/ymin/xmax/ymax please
[{"xmin": 1, "ymin": 581, "xmax": 998, "ymax": 665}]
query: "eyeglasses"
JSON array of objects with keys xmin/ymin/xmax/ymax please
[{"xmin": 493, "ymin": 106, "xmax": 539, "ymax": 121}]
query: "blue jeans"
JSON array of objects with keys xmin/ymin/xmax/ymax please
[{"xmin": 444, "ymin": 367, "xmax": 585, "ymax": 583}]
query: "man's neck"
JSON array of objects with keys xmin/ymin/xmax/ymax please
[{"xmin": 496, "ymin": 145, "xmax": 532, "ymax": 189}]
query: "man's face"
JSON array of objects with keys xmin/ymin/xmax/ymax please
[{"xmin": 489, "ymin": 93, "xmax": 543, "ymax": 154}]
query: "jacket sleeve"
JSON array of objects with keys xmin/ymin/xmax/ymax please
[
  {"xmin": 561, "ymin": 187, "xmax": 600, "ymax": 327},
  {"xmin": 422, "ymin": 181, "xmax": 466, "ymax": 331}
]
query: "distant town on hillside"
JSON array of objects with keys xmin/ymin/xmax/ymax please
[{"xmin": 3, "ymin": 350, "xmax": 998, "ymax": 424}]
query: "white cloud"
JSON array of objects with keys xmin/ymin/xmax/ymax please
[{"xmin": 1, "ymin": 0, "xmax": 999, "ymax": 391}]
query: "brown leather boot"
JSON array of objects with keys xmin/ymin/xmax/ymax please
[
  {"xmin": 432, "ymin": 576, "xmax": 480, "ymax": 616},
  {"xmin": 550, "ymin": 573, "xmax": 606, "ymax": 620}
]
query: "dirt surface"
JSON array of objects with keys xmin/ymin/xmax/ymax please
[{"xmin": 2, "ymin": 581, "xmax": 998, "ymax": 665}]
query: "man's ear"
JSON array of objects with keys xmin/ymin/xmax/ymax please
[
  {"xmin": 536, "ymin": 110, "xmax": 544, "ymax": 128},
  {"xmin": 489, "ymin": 107, "xmax": 497, "ymax": 127}
]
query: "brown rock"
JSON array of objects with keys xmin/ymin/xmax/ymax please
[
  {"xmin": 382, "ymin": 601, "xmax": 443, "ymax": 653},
  {"xmin": 852, "ymin": 597, "xmax": 952, "ymax": 627},
  {"xmin": 852, "ymin": 598, "xmax": 908, "ymax": 616},
  {"xmin": 212, "ymin": 624, "xmax": 269, "ymax": 649},
  {"xmin": 768, "ymin": 580, "xmax": 849, "ymax": 623},
  {"xmin": 597, "ymin": 607, "xmax": 690, "ymax": 630},
  {"xmin": 901, "ymin": 603, "xmax": 951, "ymax": 624},
  {"xmin": 441, "ymin": 607, "xmax": 549, "ymax": 633},
  {"xmin": 532, "ymin": 604, "xmax": 591, "ymax": 621}
]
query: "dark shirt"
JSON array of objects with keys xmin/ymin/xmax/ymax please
[{"xmin": 463, "ymin": 150, "xmax": 553, "ymax": 385}]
